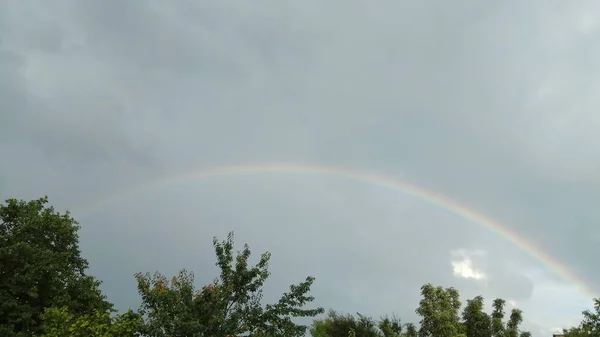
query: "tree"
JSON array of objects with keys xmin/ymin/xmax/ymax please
[
  {"xmin": 564, "ymin": 298, "xmax": 600, "ymax": 337},
  {"xmin": 36, "ymin": 306, "xmax": 142, "ymax": 337},
  {"xmin": 378, "ymin": 314, "xmax": 403, "ymax": 337},
  {"xmin": 310, "ymin": 311, "xmax": 419, "ymax": 337},
  {"xmin": 0, "ymin": 197, "xmax": 113, "ymax": 336},
  {"xmin": 310, "ymin": 318, "xmax": 331, "ymax": 337},
  {"xmin": 309, "ymin": 311, "xmax": 381, "ymax": 337},
  {"xmin": 415, "ymin": 285, "xmax": 530, "ymax": 337},
  {"xmin": 462, "ymin": 296, "xmax": 491, "ymax": 337},
  {"xmin": 404, "ymin": 323, "xmax": 418, "ymax": 337},
  {"xmin": 505, "ymin": 309, "xmax": 523, "ymax": 337},
  {"xmin": 491, "ymin": 299, "xmax": 506, "ymax": 337},
  {"xmin": 415, "ymin": 283, "xmax": 463, "ymax": 337},
  {"xmin": 135, "ymin": 231, "xmax": 324, "ymax": 337}
]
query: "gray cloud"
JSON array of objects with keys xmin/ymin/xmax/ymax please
[{"xmin": 2, "ymin": 1, "xmax": 599, "ymax": 335}]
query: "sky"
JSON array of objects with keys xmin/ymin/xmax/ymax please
[{"xmin": 1, "ymin": 0, "xmax": 599, "ymax": 336}]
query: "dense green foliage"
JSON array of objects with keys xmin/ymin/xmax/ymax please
[
  {"xmin": 37, "ymin": 306, "xmax": 142, "ymax": 337},
  {"xmin": 310, "ymin": 311, "xmax": 416, "ymax": 337},
  {"xmin": 0, "ymin": 197, "xmax": 112, "ymax": 336},
  {"xmin": 0, "ymin": 197, "xmax": 597, "ymax": 337}
]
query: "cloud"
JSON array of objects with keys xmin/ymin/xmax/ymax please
[
  {"xmin": 451, "ymin": 249, "xmax": 488, "ymax": 281},
  {"xmin": 1, "ymin": 1, "xmax": 599, "ymax": 336}
]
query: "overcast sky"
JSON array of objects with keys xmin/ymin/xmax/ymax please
[{"xmin": 2, "ymin": 1, "xmax": 600, "ymax": 336}]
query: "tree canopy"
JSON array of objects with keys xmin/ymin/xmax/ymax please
[
  {"xmin": 0, "ymin": 196, "xmax": 597, "ymax": 337},
  {"xmin": 134, "ymin": 231, "xmax": 324, "ymax": 337},
  {"xmin": 37, "ymin": 306, "xmax": 142, "ymax": 337},
  {"xmin": 0, "ymin": 197, "xmax": 112, "ymax": 336}
]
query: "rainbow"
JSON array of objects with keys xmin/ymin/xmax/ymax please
[{"xmin": 74, "ymin": 162, "xmax": 596, "ymax": 298}]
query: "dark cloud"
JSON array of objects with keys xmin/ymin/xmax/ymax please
[{"xmin": 2, "ymin": 1, "xmax": 599, "ymax": 335}]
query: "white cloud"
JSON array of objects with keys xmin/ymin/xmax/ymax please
[{"xmin": 451, "ymin": 249, "xmax": 488, "ymax": 281}]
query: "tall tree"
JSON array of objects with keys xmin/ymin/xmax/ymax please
[
  {"xmin": 505, "ymin": 309, "xmax": 523, "ymax": 337},
  {"xmin": 491, "ymin": 299, "xmax": 506, "ymax": 337},
  {"xmin": 135, "ymin": 231, "xmax": 324, "ymax": 337},
  {"xmin": 415, "ymin": 283, "xmax": 462, "ymax": 337},
  {"xmin": 0, "ymin": 197, "xmax": 112, "ymax": 337},
  {"xmin": 462, "ymin": 296, "xmax": 491, "ymax": 337}
]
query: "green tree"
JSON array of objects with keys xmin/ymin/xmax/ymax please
[
  {"xmin": 379, "ymin": 314, "xmax": 403, "ymax": 337},
  {"xmin": 36, "ymin": 306, "xmax": 142, "ymax": 337},
  {"xmin": 415, "ymin": 283, "xmax": 462, "ymax": 337},
  {"xmin": 309, "ymin": 310, "xmax": 380, "ymax": 337},
  {"xmin": 0, "ymin": 197, "xmax": 113, "ymax": 336},
  {"xmin": 310, "ymin": 318, "xmax": 331, "ymax": 337},
  {"xmin": 310, "ymin": 311, "xmax": 419, "ymax": 337},
  {"xmin": 505, "ymin": 309, "xmax": 523, "ymax": 337},
  {"xmin": 135, "ymin": 231, "xmax": 324, "ymax": 337},
  {"xmin": 462, "ymin": 296, "xmax": 491, "ymax": 337},
  {"xmin": 491, "ymin": 299, "xmax": 506, "ymax": 337},
  {"xmin": 404, "ymin": 323, "xmax": 418, "ymax": 337},
  {"xmin": 564, "ymin": 298, "xmax": 600, "ymax": 337}
]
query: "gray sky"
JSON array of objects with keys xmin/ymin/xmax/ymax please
[{"xmin": 1, "ymin": 1, "xmax": 599, "ymax": 336}]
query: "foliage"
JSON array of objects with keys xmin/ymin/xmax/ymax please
[
  {"xmin": 564, "ymin": 298, "xmax": 600, "ymax": 337},
  {"xmin": 310, "ymin": 318, "xmax": 330, "ymax": 337},
  {"xmin": 414, "ymin": 285, "xmax": 530, "ymax": 337},
  {"xmin": 415, "ymin": 283, "xmax": 462, "ymax": 337},
  {"xmin": 2, "ymin": 196, "xmax": 598, "ymax": 337},
  {"xmin": 379, "ymin": 314, "xmax": 403, "ymax": 337},
  {"xmin": 491, "ymin": 299, "xmax": 506, "ymax": 337},
  {"xmin": 309, "ymin": 310, "xmax": 381, "ymax": 337},
  {"xmin": 404, "ymin": 323, "xmax": 418, "ymax": 337},
  {"xmin": 462, "ymin": 296, "xmax": 491, "ymax": 337},
  {"xmin": 310, "ymin": 311, "xmax": 418, "ymax": 337},
  {"xmin": 36, "ymin": 306, "xmax": 142, "ymax": 337},
  {"xmin": 0, "ymin": 197, "xmax": 112, "ymax": 336},
  {"xmin": 505, "ymin": 308, "xmax": 523, "ymax": 337},
  {"xmin": 135, "ymin": 231, "xmax": 324, "ymax": 337}
]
